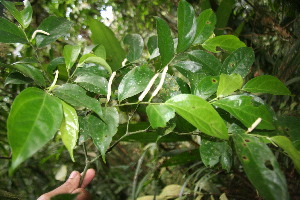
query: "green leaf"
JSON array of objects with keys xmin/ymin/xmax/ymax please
[
  {"xmin": 35, "ymin": 16, "xmax": 73, "ymax": 47},
  {"xmin": 193, "ymin": 76, "xmax": 219, "ymax": 99},
  {"xmin": 232, "ymin": 132, "xmax": 289, "ymax": 200},
  {"xmin": 217, "ymin": 73, "xmax": 243, "ymax": 97},
  {"xmin": 63, "ymin": 45, "xmax": 81, "ymax": 71},
  {"xmin": 215, "ymin": 0, "xmax": 235, "ymax": 35},
  {"xmin": 5, "ymin": 72, "xmax": 33, "ymax": 85},
  {"xmin": 47, "ymin": 57, "xmax": 65, "ymax": 74},
  {"xmin": 242, "ymin": 75, "xmax": 291, "ymax": 95},
  {"xmin": 202, "ymin": 35, "xmax": 246, "ymax": 53},
  {"xmin": 193, "ymin": 9, "xmax": 216, "ymax": 45},
  {"xmin": 221, "ymin": 47, "xmax": 255, "ymax": 77},
  {"xmin": 93, "ymin": 44, "xmax": 106, "ymax": 59},
  {"xmin": 147, "ymin": 35, "xmax": 158, "ymax": 55},
  {"xmin": 78, "ymin": 54, "xmax": 112, "ymax": 74},
  {"xmin": 74, "ymin": 63, "xmax": 109, "ymax": 78},
  {"xmin": 200, "ymin": 139, "xmax": 232, "ymax": 171},
  {"xmin": 146, "ymin": 105, "xmax": 175, "ymax": 128},
  {"xmin": 177, "ymin": 0, "xmax": 196, "ymax": 53},
  {"xmin": 7, "ymin": 88, "xmax": 63, "ymax": 174},
  {"xmin": 89, "ymin": 19, "xmax": 126, "ymax": 71},
  {"xmin": 10, "ymin": 64, "xmax": 46, "ymax": 87},
  {"xmin": 86, "ymin": 108, "xmax": 119, "ymax": 161},
  {"xmin": 0, "ymin": 17, "xmax": 28, "ymax": 43},
  {"xmin": 118, "ymin": 65, "xmax": 154, "ymax": 102},
  {"xmin": 0, "ymin": 0, "xmax": 32, "ymax": 28},
  {"xmin": 271, "ymin": 136, "xmax": 300, "ymax": 173},
  {"xmin": 162, "ymin": 149, "xmax": 200, "ymax": 167},
  {"xmin": 165, "ymin": 94, "xmax": 228, "ymax": 140},
  {"xmin": 213, "ymin": 95, "xmax": 275, "ymax": 130},
  {"xmin": 51, "ymin": 193, "xmax": 78, "ymax": 200},
  {"xmin": 53, "ymin": 84, "xmax": 102, "ymax": 118},
  {"xmin": 74, "ymin": 74, "xmax": 108, "ymax": 94},
  {"xmin": 123, "ymin": 34, "xmax": 144, "ymax": 62},
  {"xmin": 187, "ymin": 50, "xmax": 222, "ymax": 75},
  {"xmin": 155, "ymin": 17, "xmax": 174, "ymax": 67},
  {"xmin": 60, "ymin": 101, "xmax": 79, "ymax": 162}
]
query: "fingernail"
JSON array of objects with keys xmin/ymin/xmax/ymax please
[{"xmin": 69, "ymin": 171, "xmax": 78, "ymax": 179}]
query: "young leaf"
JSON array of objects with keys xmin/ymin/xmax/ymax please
[
  {"xmin": 232, "ymin": 132, "xmax": 289, "ymax": 200},
  {"xmin": 193, "ymin": 76, "xmax": 219, "ymax": 99},
  {"xmin": 63, "ymin": 45, "xmax": 81, "ymax": 71},
  {"xmin": 146, "ymin": 105, "xmax": 175, "ymax": 128},
  {"xmin": 60, "ymin": 101, "xmax": 79, "ymax": 162},
  {"xmin": 35, "ymin": 16, "xmax": 73, "ymax": 47},
  {"xmin": 187, "ymin": 50, "xmax": 222, "ymax": 75},
  {"xmin": 78, "ymin": 54, "xmax": 112, "ymax": 74},
  {"xmin": 202, "ymin": 35, "xmax": 246, "ymax": 53},
  {"xmin": 123, "ymin": 34, "xmax": 144, "ymax": 62},
  {"xmin": 10, "ymin": 64, "xmax": 46, "ymax": 87},
  {"xmin": 217, "ymin": 73, "xmax": 243, "ymax": 97},
  {"xmin": 221, "ymin": 47, "xmax": 255, "ymax": 78},
  {"xmin": 7, "ymin": 88, "xmax": 63, "ymax": 174},
  {"xmin": 193, "ymin": 9, "xmax": 216, "ymax": 45},
  {"xmin": 177, "ymin": 0, "xmax": 197, "ymax": 53},
  {"xmin": 86, "ymin": 108, "xmax": 119, "ymax": 161},
  {"xmin": 118, "ymin": 65, "xmax": 155, "ymax": 102},
  {"xmin": 213, "ymin": 95, "xmax": 275, "ymax": 130},
  {"xmin": 155, "ymin": 17, "xmax": 175, "ymax": 67},
  {"xmin": 74, "ymin": 74, "xmax": 108, "ymax": 95},
  {"xmin": 165, "ymin": 94, "xmax": 228, "ymax": 139},
  {"xmin": 0, "ymin": 0, "xmax": 32, "ymax": 28},
  {"xmin": 242, "ymin": 75, "xmax": 291, "ymax": 95},
  {"xmin": 53, "ymin": 84, "xmax": 102, "ymax": 118},
  {"xmin": 0, "ymin": 17, "xmax": 28, "ymax": 44}
]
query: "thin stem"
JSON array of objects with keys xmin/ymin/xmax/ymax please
[
  {"xmin": 80, "ymin": 142, "xmax": 90, "ymax": 186},
  {"xmin": 117, "ymin": 101, "xmax": 161, "ymax": 107}
]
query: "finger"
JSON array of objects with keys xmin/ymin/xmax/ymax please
[
  {"xmin": 72, "ymin": 188, "xmax": 92, "ymax": 200},
  {"xmin": 80, "ymin": 168, "xmax": 96, "ymax": 188}
]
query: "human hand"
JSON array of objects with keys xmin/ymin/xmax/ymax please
[{"xmin": 37, "ymin": 168, "xmax": 96, "ymax": 200}]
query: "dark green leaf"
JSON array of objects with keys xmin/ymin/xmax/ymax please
[
  {"xmin": 155, "ymin": 17, "xmax": 174, "ymax": 67},
  {"xmin": 146, "ymin": 105, "xmax": 175, "ymax": 128},
  {"xmin": 217, "ymin": 73, "xmax": 243, "ymax": 97},
  {"xmin": 118, "ymin": 65, "xmax": 154, "ymax": 102},
  {"xmin": 194, "ymin": 76, "xmax": 219, "ymax": 99},
  {"xmin": 35, "ymin": 16, "xmax": 73, "ymax": 47},
  {"xmin": 123, "ymin": 34, "xmax": 144, "ymax": 62},
  {"xmin": 7, "ymin": 88, "xmax": 63, "ymax": 174},
  {"xmin": 147, "ymin": 35, "xmax": 158, "ymax": 55},
  {"xmin": 177, "ymin": 0, "xmax": 196, "ymax": 53},
  {"xmin": 202, "ymin": 35, "xmax": 246, "ymax": 53},
  {"xmin": 232, "ymin": 132, "xmax": 289, "ymax": 200},
  {"xmin": 78, "ymin": 54, "xmax": 112, "ymax": 74},
  {"xmin": 51, "ymin": 193, "xmax": 78, "ymax": 200},
  {"xmin": 165, "ymin": 94, "xmax": 228, "ymax": 139},
  {"xmin": 0, "ymin": 17, "xmax": 27, "ymax": 43},
  {"xmin": 74, "ymin": 63, "xmax": 109, "ymax": 78},
  {"xmin": 215, "ymin": 0, "xmax": 235, "ymax": 35},
  {"xmin": 162, "ymin": 149, "xmax": 200, "ymax": 167},
  {"xmin": 213, "ymin": 95, "xmax": 275, "ymax": 130},
  {"xmin": 63, "ymin": 45, "xmax": 81, "ymax": 71},
  {"xmin": 193, "ymin": 9, "xmax": 216, "ymax": 45},
  {"xmin": 47, "ymin": 57, "xmax": 65, "ymax": 74},
  {"xmin": 242, "ymin": 75, "xmax": 291, "ymax": 95},
  {"xmin": 4, "ymin": 72, "xmax": 33, "ymax": 85},
  {"xmin": 74, "ymin": 74, "xmax": 108, "ymax": 94},
  {"xmin": 53, "ymin": 84, "xmax": 102, "ymax": 118},
  {"xmin": 10, "ymin": 64, "xmax": 46, "ymax": 87}
]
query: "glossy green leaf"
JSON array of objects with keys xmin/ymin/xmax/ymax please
[
  {"xmin": 74, "ymin": 63, "xmax": 109, "ymax": 78},
  {"xmin": 217, "ymin": 73, "xmax": 243, "ymax": 97},
  {"xmin": 10, "ymin": 64, "xmax": 46, "ymax": 87},
  {"xmin": 242, "ymin": 75, "xmax": 291, "ymax": 95},
  {"xmin": 93, "ymin": 44, "xmax": 106, "ymax": 59},
  {"xmin": 215, "ymin": 0, "xmax": 235, "ymax": 35},
  {"xmin": 147, "ymin": 35, "xmax": 158, "ymax": 56},
  {"xmin": 63, "ymin": 45, "xmax": 81, "ymax": 71},
  {"xmin": 173, "ymin": 61, "xmax": 203, "ymax": 75},
  {"xmin": 0, "ymin": 0, "xmax": 32, "ymax": 28},
  {"xmin": 155, "ymin": 17, "xmax": 174, "ymax": 67},
  {"xmin": 60, "ymin": 101, "xmax": 79, "ymax": 162},
  {"xmin": 5, "ymin": 72, "xmax": 33, "ymax": 85},
  {"xmin": 78, "ymin": 54, "xmax": 112, "ymax": 74},
  {"xmin": 89, "ymin": 19, "xmax": 126, "ymax": 71},
  {"xmin": 202, "ymin": 35, "xmax": 246, "ymax": 53},
  {"xmin": 35, "ymin": 16, "xmax": 73, "ymax": 47},
  {"xmin": 47, "ymin": 57, "xmax": 65, "ymax": 74},
  {"xmin": 193, "ymin": 9, "xmax": 216, "ymax": 45},
  {"xmin": 193, "ymin": 76, "xmax": 219, "ymax": 99},
  {"xmin": 177, "ymin": 0, "xmax": 196, "ymax": 53},
  {"xmin": 187, "ymin": 50, "xmax": 222, "ymax": 75},
  {"xmin": 232, "ymin": 132, "xmax": 289, "ymax": 200},
  {"xmin": 123, "ymin": 34, "xmax": 144, "ymax": 62},
  {"xmin": 0, "ymin": 17, "xmax": 27, "ymax": 43},
  {"xmin": 146, "ymin": 105, "xmax": 175, "ymax": 128},
  {"xmin": 118, "ymin": 65, "xmax": 154, "ymax": 102},
  {"xmin": 162, "ymin": 149, "xmax": 200, "ymax": 167},
  {"xmin": 53, "ymin": 84, "xmax": 102, "ymax": 118},
  {"xmin": 86, "ymin": 108, "xmax": 119, "ymax": 161},
  {"xmin": 7, "ymin": 88, "xmax": 63, "ymax": 174},
  {"xmin": 74, "ymin": 74, "xmax": 108, "ymax": 94},
  {"xmin": 221, "ymin": 47, "xmax": 255, "ymax": 78},
  {"xmin": 271, "ymin": 136, "xmax": 300, "ymax": 173},
  {"xmin": 165, "ymin": 94, "xmax": 228, "ymax": 139},
  {"xmin": 200, "ymin": 139, "xmax": 232, "ymax": 171},
  {"xmin": 213, "ymin": 95, "xmax": 275, "ymax": 130}
]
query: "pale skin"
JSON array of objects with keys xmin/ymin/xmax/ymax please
[{"xmin": 37, "ymin": 168, "xmax": 96, "ymax": 200}]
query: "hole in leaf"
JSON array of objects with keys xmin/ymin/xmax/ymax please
[
  {"xmin": 245, "ymin": 139, "xmax": 250, "ymax": 143},
  {"xmin": 264, "ymin": 160, "xmax": 274, "ymax": 170},
  {"xmin": 206, "ymin": 21, "xmax": 211, "ymax": 24},
  {"xmin": 242, "ymin": 156, "xmax": 248, "ymax": 160}
]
